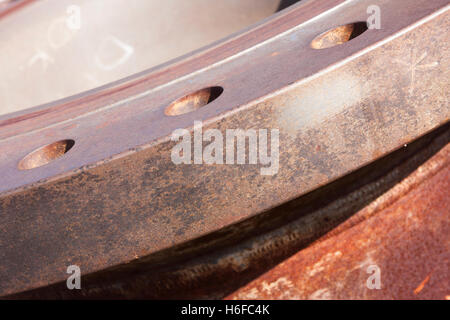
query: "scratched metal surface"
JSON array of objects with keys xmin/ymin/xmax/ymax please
[{"xmin": 0, "ymin": 0, "xmax": 448, "ymax": 296}]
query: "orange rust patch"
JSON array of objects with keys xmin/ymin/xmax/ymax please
[{"xmin": 414, "ymin": 273, "xmax": 432, "ymax": 295}]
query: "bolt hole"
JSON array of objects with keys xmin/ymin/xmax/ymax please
[
  {"xmin": 18, "ymin": 139, "xmax": 75, "ymax": 170},
  {"xmin": 311, "ymin": 22, "xmax": 368, "ymax": 49},
  {"xmin": 165, "ymin": 86, "xmax": 223, "ymax": 116}
]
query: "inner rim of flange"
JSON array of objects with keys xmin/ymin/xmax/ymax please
[{"xmin": 0, "ymin": 0, "xmax": 301, "ymax": 117}]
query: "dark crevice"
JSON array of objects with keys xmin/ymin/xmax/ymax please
[{"xmin": 277, "ymin": 0, "xmax": 303, "ymax": 12}]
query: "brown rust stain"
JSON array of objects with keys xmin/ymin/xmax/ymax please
[
  {"xmin": 310, "ymin": 22, "xmax": 368, "ymax": 50},
  {"xmin": 17, "ymin": 139, "xmax": 75, "ymax": 170},
  {"xmin": 227, "ymin": 144, "xmax": 450, "ymax": 300}
]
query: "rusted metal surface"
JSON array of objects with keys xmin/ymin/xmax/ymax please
[
  {"xmin": 227, "ymin": 143, "xmax": 450, "ymax": 300},
  {"xmin": 18, "ymin": 139, "xmax": 75, "ymax": 170},
  {"xmin": 0, "ymin": 0, "xmax": 448, "ymax": 297},
  {"xmin": 310, "ymin": 22, "xmax": 368, "ymax": 50}
]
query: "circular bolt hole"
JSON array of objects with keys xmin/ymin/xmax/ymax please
[
  {"xmin": 18, "ymin": 139, "xmax": 75, "ymax": 170},
  {"xmin": 311, "ymin": 22, "xmax": 368, "ymax": 49},
  {"xmin": 165, "ymin": 86, "xmax": 223, "ymax": 116}
]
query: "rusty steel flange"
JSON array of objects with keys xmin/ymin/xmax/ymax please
[
  {"xmin": 0, "ymin": 0, "xmax": 449, "ymax": 297},
  {"xmin": 7, "ymin": 123, "xmax": 449, "ymax": 299}
]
